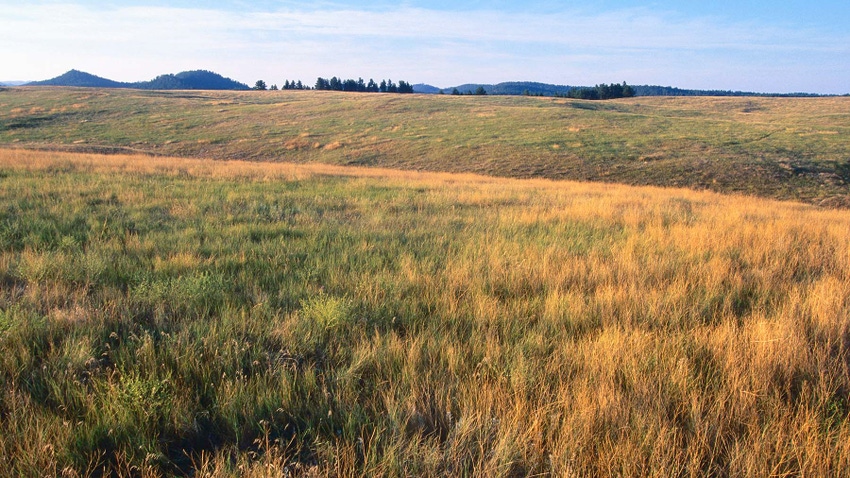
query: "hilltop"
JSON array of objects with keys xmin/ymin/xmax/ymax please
[{"xmin": 27, "ymin": 69, "xmax": 250, "ymax": 90}]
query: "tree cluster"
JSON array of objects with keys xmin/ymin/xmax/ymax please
[
  {"xmin": 561, "ymin": 82, "xmax": 635, "ymax": 100},
  {"xmin": 283, "ymin": 80, "xmax": 307, "ymax": 90},
  {"xmin": 254, "ymin": 79, "xmax": 308, "ymax": 91},
  {"xmin": 449, "ymin": 87, "xmax": 487, "ymax": 95},
  {"xmin": 314, "ymin": 77, "xmax": 414, "ymax": 94}
]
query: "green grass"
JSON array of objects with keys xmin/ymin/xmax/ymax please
[
  {"xmin": 1, "ymin": 88, "xmax": 849, "ymax": 206},
  {"xmin": 1, "ymin": 151, "xmax": 849, "ymax": 476}
]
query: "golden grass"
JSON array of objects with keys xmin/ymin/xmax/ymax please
[
  {"xmin": 0, "ymin": 148, "xmax": 506, "ymax": 184},
  {"xmin": 1, "ymin": 149, "xmax": 849, "ymax": 476}
]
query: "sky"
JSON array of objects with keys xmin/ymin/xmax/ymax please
[{"xmin": 2, "ymin": 0, "xmax": 849, "ymax": 93}]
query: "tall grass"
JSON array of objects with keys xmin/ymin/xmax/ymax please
[{"xmin": 1, "ymin": 149, "xmax": 849, "ymax": 476}]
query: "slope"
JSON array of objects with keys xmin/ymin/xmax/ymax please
[{"xmin": 1, "ymin": 88, "xmax": 849, "ymax": 206}]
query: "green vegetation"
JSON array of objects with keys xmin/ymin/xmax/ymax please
[
  {"xmin": 314, "ymin": 77, "xmax": 414, "ymax": 93},
  {"xmin": 560, "ymin": 82, "xmax": 636, "ymax": 100},
  {"xmin": 1, "ymin": 88, "xmax": 849, "ymax": 207},
  {"xmin": 1, "ymin": 150, "xmax": 849, "ymax": 476}
]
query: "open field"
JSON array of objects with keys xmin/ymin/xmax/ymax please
[
  {"xmin": 1, "ymin": 88, "xmax": 849, "ymax": 207},
  {"xmin": 1, "ymin": 149, "xmax": 849, "ymax": 476}
]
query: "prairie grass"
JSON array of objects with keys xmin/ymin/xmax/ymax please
[
  {"xmin": 1, "ymin": 88, "xmax": 849, "ymax": 206},
  {"xmin": 0, "ymin": 149, "xmax": 849, "ymax": 476}
]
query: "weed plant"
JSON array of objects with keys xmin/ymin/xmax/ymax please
[{"xmin": 0, "ymin": 150, "xmax": 849, "ymax": 476}]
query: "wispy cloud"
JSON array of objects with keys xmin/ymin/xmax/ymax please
[{"xmin": 2, "ymin": 2, "xmax": 848, "ymax": 92}]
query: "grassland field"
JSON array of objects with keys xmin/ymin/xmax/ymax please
[
  {"xmin": 1, "ymin": 87, "xmax": 849, "ymax": 207},
  {"xmin": 0, "ymin": 148, "xmax": 849, "ymax": 477},
  {"xmin": 0, "ymin": 88, "xmax": 850, "ymax": 476}
]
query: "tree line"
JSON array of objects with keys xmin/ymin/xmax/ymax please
[
  {"xmin": 314, "ymin": 77, "xmax": 414, "ymax": 93},
  {"xmin": 557, "ymin": 82, "xmax": 635, "ymax": 100},
  {"xmin": 252, "ymin": 77, "xmax": 414, "ymax": 93},
  {"xmin": 444, "ymin": 86, "xmax": 487, "ymax": 96},
  {"xmin": 253, "ymin": 79, "xmax": 307, "ymax": 91}
]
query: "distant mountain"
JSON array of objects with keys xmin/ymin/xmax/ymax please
[
  {"xmin": 27, "ymin": 69, "xmax": 125, "ymax": 88},
  {"xmin": 26, "ymin": 69, "xmax": 250, "ymax": 90},
  {"xmin": 0, "ymin": 81, "xmax": 29, "ymax": 86}
]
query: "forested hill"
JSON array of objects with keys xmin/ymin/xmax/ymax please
[
  {"xmin": 137, "ymin": 71, "xmax": 250, "ymax": 90},
  {"xmin": 26, "ymin": 70, "xmax": 125, "ymax": 88},
  {"xmin": 27, "ymin": 70, "xmax": 250, "ymax": 90},
  {"xmin": 444, "ymin": 82, "xmax": 574, "ymax": 96},
  {"xmin": 632, "ymin": 85, "xmax": 826, "ymax": 97}
]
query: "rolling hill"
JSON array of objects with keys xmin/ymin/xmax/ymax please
[{"xmin": 0, "ymin": 88, "xmax": 848, "ymax": 207}]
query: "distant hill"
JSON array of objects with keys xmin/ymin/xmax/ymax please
[
  {"xmin": 130, "ymin": 70, "xmax": 249, "ymax": 90},
  {"xmin": 422, "ymin": 81, "xmax": 829, "ymax": 98},
  {"xmin": 631, "ymin": 85, "xmax": 824, "ymax": 98},
  {"xmin": 412, "ymin": 84, "xmax": 441, "ymax": 94},
  {"xmin": 25, "ymin": 71, "xmax": 834, "ymax": 96},
  {"xmin": 26, "ymin": 69, "xmax": 249, "ymax": 90},
  {"xmin": 444, "ymin": 82, "xmax": 574, "ymax": 96},
  {"xmin": 0, "ymin": 81, "xmax": 29, "ymax": 86},
  {"xmin": 28, "ymin": 70, "xmax": 126, "ymax": 88}
]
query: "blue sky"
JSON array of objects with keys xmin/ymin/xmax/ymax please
[{"xmin": 2, "ymin": 1, "xmax": 848, "ymax": 93}]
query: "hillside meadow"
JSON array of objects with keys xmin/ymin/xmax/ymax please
[
  {"xmin": 1, "ymin": 87, "xmax": 849, "ymax": 207},
  {"xmin": 1, "ymin": 149, "xmax": 849, "ymax": 476}
]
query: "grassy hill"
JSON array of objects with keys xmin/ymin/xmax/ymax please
[
  {"xmin": 1, "ymin": 87, "xmax": 848, "ymax": 207},
  {"xmin": 1, "ymin": 149, "xmax": 849, "ymax": 476}
]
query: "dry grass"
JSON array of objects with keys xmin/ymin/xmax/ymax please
[{"xmin": 0, "ymin": 150, "xmax": 849, "ymax": 476}]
